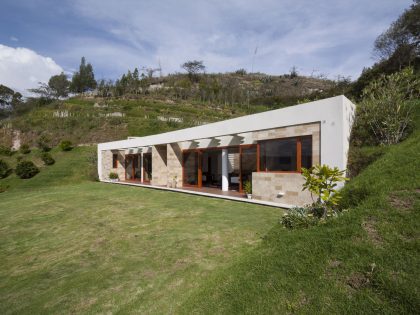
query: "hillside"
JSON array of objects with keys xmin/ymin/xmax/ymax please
[
  {"xmin": 180, "ymin": 127, "xmax": 420, "ymax": 314},
  {"xmin": 0, "ymin": 73, "xmax": 336, "ymax": 148}
]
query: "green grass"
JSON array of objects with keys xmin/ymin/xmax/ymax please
[
  {"xmin": 0, "ymin": 147, "xmax": 282, "ymax": 314},
  {"xmin": 180, "ymin": 130, "xmax": 420, "ymax": 314}
]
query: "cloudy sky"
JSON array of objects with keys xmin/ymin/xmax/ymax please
[{"xmin": 0, "ymin": 0, "xmax": 412, "ymax": 93}]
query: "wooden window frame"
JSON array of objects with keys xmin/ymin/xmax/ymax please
[
  {"xmin": 112, "ymin": 153, "xmax": 118, "ymax": 169},
  {"xmin": 142, "ymin": 153, "xmax": 152, "ymax": 183},
  {"xmin": 257, "ymin": 135, "xmax": 312, "ymax": 173}
]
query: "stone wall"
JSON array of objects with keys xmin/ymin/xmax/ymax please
[
  {"xmin": 250, "ymin": 122, "xmax": 320, "ymax": 206},
  {"xmin": 151, "ymin": 145, "xmax": 168, "ymax": 186},
  {"xmin": 252, "ymin": 173, "xmax": 313, "ymax": 206},
  {"xmin": 167, "ymin": 143, "xmax": 183, "ymax": 187},
  {"xmin": 101, "ymin": 150, "xmax": 125, "ymax": 180}
]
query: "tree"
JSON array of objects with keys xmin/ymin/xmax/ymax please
[
  {"xmin": 181, "ymin": 60, "xmax": 205, "ymax": 81},
  {"xmin": 301, "ymin": 165, "xmax": 348, "ymax": 218},
  {"xmin": 48, "ymin": 72, "xmax": 70, "ymax": 98},
  {"xmin": 359, "ymin": 67, "xmax": 419, "ymax": 145},
  {"xmin": 0, "ymin": 85, "xmax": 22, "ymax": 111},
  {"xmin": 70, "ymin": 57, "xmax": 97, "ymax": 93},
  {"xmin": 373, "ymin": 1, "xmax": 419, "ymax": 65}
]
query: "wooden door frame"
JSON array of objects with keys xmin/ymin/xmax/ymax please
[
  {"xmin": 239, "ymin": 144, "xmax": 258, "ymax": 192},
  {"xmin": 142, "ymin": 152, "xmax": 152, "ymax": 183},
  {"xmin": 125, "ymin": 154, "xmax": 141, "ymax": 181}
]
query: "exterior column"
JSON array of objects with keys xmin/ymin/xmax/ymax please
[
  {"xmin": 222, "ymin": 149, "xmax": 229, "ymax": 191},
  {"xmin": 140, "ymin": 152, "xmax": 144, "ymax": 182}
]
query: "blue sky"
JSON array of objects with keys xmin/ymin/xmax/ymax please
[{"xmin": 0, "ymin": 0, "xmax": 413, "ymax": 92}]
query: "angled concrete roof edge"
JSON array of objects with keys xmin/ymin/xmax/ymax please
[{"xmin": 98, "ymin": 95, "xmax": 352, "ymax": 150}]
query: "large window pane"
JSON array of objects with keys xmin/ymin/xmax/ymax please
[
  {"xmin": 260, "ymin": 138, "xmax": 297, "ymax": 171},
  {"xmin": 301, "ymin": 136, "xmax": 312, "ymax": 169}
]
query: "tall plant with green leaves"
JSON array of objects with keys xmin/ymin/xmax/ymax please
[
  {"xmin": 359, "ymin": 67, "xmax": 419, "ymax": 145},
  {"xmin": 301, "ymin": 165, "xmax": 348, "ymax": 218}
]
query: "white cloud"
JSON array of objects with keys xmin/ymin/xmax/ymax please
[
  {"xmin": 66, "ymin": 0, "xmax": 409, "ymax": 79},
  {"xmin": 0, "ymin": 44, "xmax": 63, "ymax": 94},
  {"xmin": 10, "ymin": 36, "xmax": 19, "ymax": 42}
]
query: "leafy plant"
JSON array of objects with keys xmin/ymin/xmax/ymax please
[
  {"xmin": 359, "ymin": 67, "xmax": 419, "ymax": 145},
  {"xmin": 109, "ymin": 172, "xmax": 119, "ymax": 180},
  {"xmin": 0, "ymin": 160, "xmax": 11, "ymax": 178},
  {"xmin": 281, "ymin": 206, "xmax": 318, "ymax": 229},
  {"xmin": 59, "ymin": 140, "xmax": 73, "ymax": 151},
  {"xmin": 41, "ymin": 152, "xmax": 55, "ymax": 165},
  {"xmin": 0, "ymin": 145, "xmax": 13, "ymax": 156},
  {"xmin": 243, "ymin": 180, "xmax": 252, "ymax": 194},
  {"xmin": 15, "ymin": 161, "xmax": 39, "ymax": 179},
  {"xmin": 19, "ymin": 144, "xmax": 31, "ymax": 154},
  {"xmin": 37, "ymin": 135, "xmax": 51, "ymax": 152},
  {"xmin": 301, "ymin": 165, "xmax": 348, "ymax": 218}
]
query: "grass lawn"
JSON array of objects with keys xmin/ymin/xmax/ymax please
[
  {"xmin": 0, "ymin": 148, "xmax": 282, "ymax": 314},
  {"xmin": 180, "ymin": 130, "xmax": 420, "ymax": 314}
]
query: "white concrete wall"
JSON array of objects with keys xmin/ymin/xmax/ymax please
[{"xmin": 98, "ymin": 96, "xmax": 356, "ymax": 180}]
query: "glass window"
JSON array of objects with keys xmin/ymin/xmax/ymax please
[
  {"xmin": 260, "ymin": 138, "xmax": 297, "ymax": 171},
  {"xmin": 301, "ymin": 136, "xmax": 312, "ymax": 169},
  {"xmin": 112, "ymin": 154, "xmax": 118, "ymax": 168}
]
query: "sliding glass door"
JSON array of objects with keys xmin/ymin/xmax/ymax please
[{"xmin": 125, "ymin": 154, "xmax": 141, "ymax": 181}]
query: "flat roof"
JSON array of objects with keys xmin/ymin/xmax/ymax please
[{"xmin": 98, "ymin": 95, "xmax": 351, "ymax": 151}]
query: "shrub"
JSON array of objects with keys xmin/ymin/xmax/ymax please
[
  {"xmin": 0, "ymin": 160, "xmax": 11, "ymax": 178},
  {"xmin": 243, "ymin": 180, "xmax": 252, "ymax": 194},
  {"xmin": 41, "ymin": 152, "xmax": 55, "ymax": 165},
  {"xmin": 59, "ymin": 140, "xmax": 73, "ymax": 151},
  {"xmin": 281, "ymin": 206, "xmax": 318, "ymax": 229},
  {"xmin": 37, "ymin": 135, "xmax": 51, "ymax": 152},
  {"xmin": 19, "ymin": 144, "xmax": 31, "ymax": 154},
  {"xmin": 301, "ymin": 165, "xmax": 348, "ymax": 218},
  {"xmin": 358, "ymin": 67, "xmax": 419, "ymax": 145},
  {"xmin": 109, "ymin": 172, "xmax": 119, "ymax": 180},
  {"xmin": 15, "ymin": 161, "xmax": 39, "ymax": 179},
  {"xmin": 0, "ymin": 145, "xmax": 13, "ymax": 156}
]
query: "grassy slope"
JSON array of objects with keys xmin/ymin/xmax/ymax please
[
  {"xmin": 180, "ymin": 130, "xmax": 420, "ymax": 314},
  {"xmin": 3, "ymin": 97, "xmax": 272, "ymax": 147},
  {"xmin": 0, "ymin": 147, "xmax": 282, "ymax": 314}
]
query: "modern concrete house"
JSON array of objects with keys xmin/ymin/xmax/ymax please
[{"xmin": 98, "ymin": 95, "xmax": 355, "ymax": 208}]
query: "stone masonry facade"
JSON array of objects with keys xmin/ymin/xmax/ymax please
[
  {"xmin": 251, "ymin": 122, "xmax": 320, "ymax": 206},
  {"xmin": 101, "ymin": 122, "xmax": 320, "ymax": 206}
]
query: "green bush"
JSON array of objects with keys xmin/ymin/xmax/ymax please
[
  {"xmin": 109, "ymin": 172, "xmax": 119, "ymax": 179},
  {"xmin": 243, "ymin": 180, "xmax": 252, "ymax": 194},
  {"xmin": 37, "ymin": 135, "xmax": 51, "ymax": 152},
  {"xmin": 281, "ymin": 207, "xmax": 318, "ymax": 230},
  {"xmin": 41, "ymin": 152, "xmax": 55, "ymax": 165},
  {"xmin": 59, "ymin": 140, "xmax": 73, "ymax": 151},
  {"xmin": 0, "ymin": 145, "xmax": 13, "ymax": 156},
  {"xmin": 0, "ymin": 160, "xmax": 11, "ymax": 178},
  {"xmin": 301, "ymin": 165, "xmax": 348, "ymax": 218},
  {"xmin": 19, "ymin": 144, "xmax": 31, "ymax": 154},
  {"xmin": 15, "ymin": 161, "xmax": 39, "ymax": 179},
  {"xmin": 347, "ymin": 146, "xmax": 386, "ymax": 178}
]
